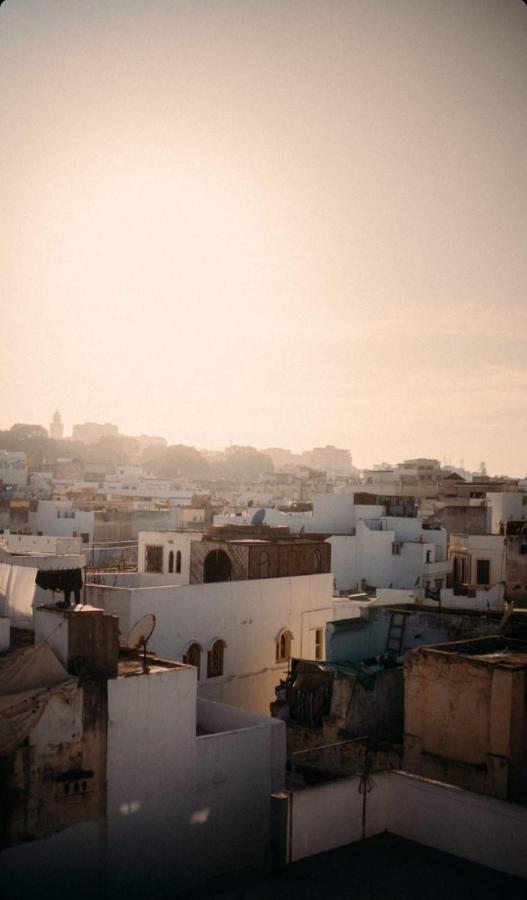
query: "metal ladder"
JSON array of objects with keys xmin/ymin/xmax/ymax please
[{"xmin": 385, "ymin": 611, "xmax": 407, "ymax": 656}]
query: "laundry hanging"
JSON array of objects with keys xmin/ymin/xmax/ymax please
[{"xmin": 35, "ymin": 568, "xmax": 83, "ymax": 606}]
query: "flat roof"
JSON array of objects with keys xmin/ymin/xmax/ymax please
[
  {"xmin": 183, "ymin": 833, "xmax": 526, "ymax": 899},
  {"xmin": 117, "ymin": 652, "xmax": 189, "ymax": 677},
  {"xmin": 417, "ymin": 636, "xmax": 527, "ymax": 670}
]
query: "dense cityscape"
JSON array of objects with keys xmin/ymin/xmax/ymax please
[
  {"xmin": 2, "ymin": 0, "xmax": 527, "ymax": 897},
  {"xmin": 0, "ymin": 412, "xmax": 526, "ymax": 896}
]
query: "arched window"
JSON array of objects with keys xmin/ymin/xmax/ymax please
[
  {"xmin": 176, "ymin": 550, "xmax": 182, "ymax": 573},
  {"xmin": 426, "ymin": 550, "xmax": 432, "ymax": 563},
  {"xmin": 204, "ymin": 549, "xmax": 232, "ymax": 583},
  {"xmin": 207, "ymin": 639, "xmax": 225, "ymax": 678},
  {"xmin": 183, "ymin": 642, "xmax": 202, "ymax": 680},
  {"xmin": 168, "ymin": 550, "xmax": 174, "ymax": 573},
  {"xmin": 313, "ymin": 549, "xmax": 322, "ymax": 573},
  {"xmin": 275, "ymin": 629, "xmax": 293, "ymax": 663},
  {"xmin": 259, "ymin": 551, "xmax": 270, "ymax": 578}
]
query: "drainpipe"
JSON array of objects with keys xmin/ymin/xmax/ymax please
[{"xmin": 359, "ymin": 738, "xmax": 372, "ymax": 840}]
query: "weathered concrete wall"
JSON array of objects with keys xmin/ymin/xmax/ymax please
[
  {"xmin": 437, "ymin": 505, "xmax": 489, "ymax": 537},
  {"xmin": 325, "ymin": 666, "xmax": 403, "ymax": 743},
  {"xmin": 404, "ymin": 646, "xmax": 527, "ymax": 801},
  {"xmin": 0, "ymin": 680, "xmax": 107, "ymax": 848}
]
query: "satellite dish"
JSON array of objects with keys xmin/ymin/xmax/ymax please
[
  {"xmin": 251, "ymin": 508, "xmax": 266, "ymax": 525},
  {"xmin": 127, "ymin": 614, "xmax": 156, "ymax": 671}
]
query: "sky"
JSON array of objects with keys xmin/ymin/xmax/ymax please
[{"xmin": 1, "ymin": 0, "xmax": 526, "ymax": 475}]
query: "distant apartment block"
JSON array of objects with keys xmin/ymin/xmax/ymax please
[{"xmin": 306, "ymin": 445, "xmax": 352, "ymax": 476}]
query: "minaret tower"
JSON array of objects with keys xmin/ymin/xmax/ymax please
[{"xmin": 49, "ymin": 410, "xmax": 64, "ymax": 440}]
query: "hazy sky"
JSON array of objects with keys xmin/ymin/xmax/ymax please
[{"xmin": 1, "ymin": 1, "xmax": 526, "ymax": 474}]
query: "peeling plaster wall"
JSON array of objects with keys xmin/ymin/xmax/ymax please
[
  {"xmin": 404, "ymin": 648, "xmax": 527, "ymax": 801},
  {"xmin": 0, "ymin": 679, "xmax": 107, "ymax": 848},
  {"xmin": 323, "ymin": 666, "xmax": 404, "ymax": 743},
  {"xmin": 0, "ymin": 673, "xmax": 286, "ymax": 898}
]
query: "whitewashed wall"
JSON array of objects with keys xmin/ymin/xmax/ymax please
[
  {"xmin": 0, "ymin": 666, "xmax": 286, "ymax": 898},
  {"xmin": 487, "ymin": 492, "xmax": 526, "ymax": 534},
  {"xmin": 87, "ymin": 573, "xmax": 334, "ymax": 713},
  {"xmin": 285, "ymin": 769, "xmax": 527, "ymax": 880},
  {"xmin": 34, "ymin": 501, "xmax": 95, "ymax": 543},
  {"xmin": 137, "ymin": 529, "xmax": 200, "ymax": 582},
  {"xmin": 332, "ymin": 522, "xmax": 448, "ymax": 592}
]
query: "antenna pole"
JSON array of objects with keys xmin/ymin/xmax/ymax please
[{"xmin": 142, "ymin": 639, "xmax": 149, "ymax": 674}]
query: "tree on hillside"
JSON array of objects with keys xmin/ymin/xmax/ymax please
[
  {"xmin": 221, "ymin": 446, "xmax": 274, "ymax": 480},
  {"xmin": 144, "ymin": 444, "xmax": 210, "ymax": 477},
  {"xmin": 10, "ymin": 423, "xmax": 48, "ymax": 440}
]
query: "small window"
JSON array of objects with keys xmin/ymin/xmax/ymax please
[
  {"xmin": 145, "ymin": 544, "xmax": 164, "ymax": 573},
  {"xmin": 168, "ymin": 550, "xmax": 174, "ymax": 573},
  {"xmin": 313, "ymin": 549, "xmax": 322, "ymax": 573},
  {"xmin": 207, "ymin": 640, "xmax": 225, "ymax": 678},
  {"xmin": 425, "ymin": 550, "xmax": 432, "ymax": 563},
  {"xmin": 315, "ymin": 628, "xmax": 323, "ymax": 660},
  {"xmin": 259, "ymin": 551, "xmax": 270, "ymax": 578},
  {"xmin": 276, "ymin": 629, "xmax": 293, "ymax": 663},
  {"xmin": 183, "ymin": 643, "xmax": 202, "ymax": 679},
  {"xmin": 476, "ymin": 559, "xmax": 490, "ymax": 585},
  {"xmin": 176, "ymin": 550, "xmax": 182, "ymax": 573},
  {"xmin": 392, "ymin": 542, "xmax": 401, "ymax": 556},
  {"xmin": 81, "ymin": 533, "xmax": 89, "ymax": 544},
  {"xmin": 520, "ymin": 544, "xmax": 527, "ymax": 556}
]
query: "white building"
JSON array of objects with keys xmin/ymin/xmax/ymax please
[
  {"xmin": 486, "ymin": 491, "xmax": 527, "ymax": 534},
  {"xmin": 33, "ymin": 500, "xmax": 95, "ymax": 544},
  {"xmin": 0, "ymin": 606, "xmax": 285, "ymax": 897},
  {"xmin": 0, "ymin": 536, "xmax": 86, "ymax": 627},
  {"xmin": 449, "ymin": 533, "xmax": 506, "ymax": 590},
  {"xmin": 86, "ymin": 528, "xmax": 348, "ymax": 714},
  {"xmin": 0, "ymin": 450, "xmax": 28, "ymax": 489},
  {"xmin": 329, "ymin": 517, "xmax": 450, "ymax": 594},
  {"xmin": 306, "ymin": 445, "xmax": 352, "ymax": 476},
  {"xmin": 215, "ymin": 494, "xmax": 451, "ymax": 595}
]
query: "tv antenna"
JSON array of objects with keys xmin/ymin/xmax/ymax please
[{"xmin": 127, "ymin": 614, "xmax": 156, "ymax": 673}]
